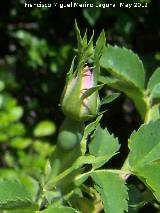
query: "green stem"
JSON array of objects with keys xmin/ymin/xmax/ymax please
[
  {"xmin": 144, "ymin": 95, "xmax": 152, "ymax": 124},
  {"xmin": 45, "ymin": 161, "xmax": 79, "ymax": 190},
  {"xmin": 121, "ymin": 156, "xmax": 130, "ymax": 171}
]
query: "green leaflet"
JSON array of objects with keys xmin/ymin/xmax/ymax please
[
  {"xmin": 147, "ymin": 67, "xmax": 160, "ymax": 92},
  {"xmin": 128, "ymin": 120, "xmax": 160, "ymax": 202},
  {"xmin": 147, "ymin": 67, "xmax": 160, "ymax": 100},
  {"xmin": 100, "ymin": 45, "xmax": 145, "ymax": 90},
  {"xmin": 128, "ymin": 120, "xmax": 160, "ymax": 169},
  {"xmin": 150, "ymin": 83, "xmax": 160, "ymax": 99},
  {"xmin": 91, "ymin": 171, "xmax": 128, "ymax": 213},
  {"xmin": 0, "ymin": 179, "xmax": 35, "ymax": 210},
  {"xmin": 89, "ymin": 125, "xmax": 120, "ymax": 169},
  {"xmin": 100, "ymin": 45, "xmax": 147, "ymax": 119}
]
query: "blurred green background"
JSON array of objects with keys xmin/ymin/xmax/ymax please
[{"xmin": 0, "ymin": 0, "xmax": 160, "ymax": 211}]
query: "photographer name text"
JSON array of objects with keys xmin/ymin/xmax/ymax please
[{"xmin": 24, "ymin": 2, "xmax": 149, "ymax": 9}]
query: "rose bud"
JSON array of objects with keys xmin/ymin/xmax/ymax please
[{"xmin": 61, "ymin": 66, "xmax": 100, "ymax": 122}]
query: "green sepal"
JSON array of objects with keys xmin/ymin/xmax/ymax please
[{"xmin": 80, "ymin": 84, "xmax": 103, "ymax": 100}]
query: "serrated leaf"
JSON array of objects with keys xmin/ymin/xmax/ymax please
[
  {"xmin": 100, "ymin": 46, "xmax": 147, "ymax": 119},
  {"xmin": 0, "ymin": 179, "xmax": 34, "ymax": 209},
  {"xmin": 100, "ymin": 45, "xmax": 145, "ymax": 90},
  {"xmin": 147, "ymin": 67, "xmax": 160, "ymax": 91},
  {"xmin": 37, "ymin": 206, "xmax": 79, "ymax": 213},
  {"xmin": 89, "ymin": 125, "xmax": 120, "ymax": 168},
  {"xmin": 135, "ymin": 162, "xmax": 160, "ymax": 202},
  {"xmin": 91, "ymin": 171, "xmax": 128, "ymax": 213},
  {"xmin": 128, "ymin": 120, "xmax": 160, "ymax": 169},
  {"xmin": 0, "ymin": 170, "xmax": 39, "ymax": 204},
  {"xmin": 19, "ymin": 176, "xmax": 39, "ymax": 203},
  {"xmin": 33, "ymin": 120, "xmax": 56, "ymax": 137}
]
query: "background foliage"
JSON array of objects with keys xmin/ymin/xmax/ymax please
[{"xmin": 0, "ymin": 0, "xmax": 160, "ymax": 212}]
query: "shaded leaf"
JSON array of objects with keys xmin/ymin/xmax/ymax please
[
  {"xmin": 100, "ymin": 93, "xmax": 120, "ymax": 105},
  {"xmin": 99, "ymin": 75, "xmax": 147, "ymax": 120},
  {"xmin": 135, "ymin": 162, "xmax": 160, "ymax": 202},
  {"xmin": 83, "ymin": 8, "xmax": 101, "ymax": 26}
]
